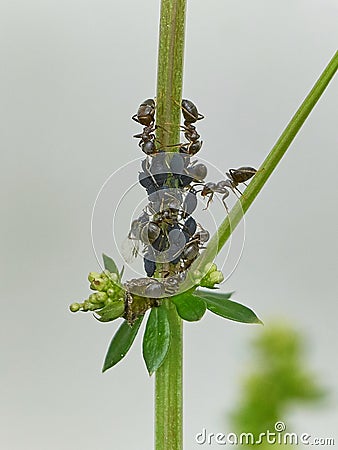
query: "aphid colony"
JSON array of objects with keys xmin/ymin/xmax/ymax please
[
  {"xmin": 126, "ymin": 98, "xmax": 257, "ymax": 297},
  {"xmin": 70, "ymin": 99, "xmax": 257, "ymax": 323}
]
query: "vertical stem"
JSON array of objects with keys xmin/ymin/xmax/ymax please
[
  {"xmin": 155, "ymin": 300, "xmax": 183, "ymax": 450},
  {"xmin": 155, "ymin": 1, "xmax": 186, "ymax": 449},
  {"xmin": 156, "ymin": 0, "xmax": 186, "ymax": 149}
]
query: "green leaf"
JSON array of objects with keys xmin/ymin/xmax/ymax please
[
  {"xmin": 196, "ymin": 289, "xmax": 234, "ymax": 299},
  {"xmin": 102, "ymin": 316, "xmax": 143, "ymax": 372},
  {"xmin": 197, "ymin": 291, "xmax": 263, "ymax": 325},
  {"xmin": 102, "ymin": 253, "xmax": 119, "ymax": 277},
  {"xmin": 172, "ymin": 292, "xmax": 206, "ymax": 322},
  {"xmin": 94, "ymin": 302, "xmax": 124, "ymax": 322},
  {"xmin": 143, "ymin": 306, "xmax": 170, "ymax": 376}
]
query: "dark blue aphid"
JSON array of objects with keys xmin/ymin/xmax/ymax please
[
  {"xmin": 183, "ymin": 217, "xmax": 197, "ymax": 239},
  {"xmin": 144, "ymin": 256, "xmax": 156, "ymax": 277},
  {"xmin": 138, "ymin": 172, "xmax": 157, "ymax": 194},
  {"xmin": 181, "ymin": 189, "xmax": 197, "ymax": 218}
]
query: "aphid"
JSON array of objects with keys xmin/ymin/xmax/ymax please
[
  {"xmin": 125, "ymin": 277, "xmax": 164, "ymax": 297},
  {"xmin": 181, "ymin": 189, "xmax": 198, "ymax": 218},
  {"xmin": 194, "ymin": 226, "xmax": 210, "ymax": 244},
  {"xmin": 151, "ymin": 232, "xmax": 170, "ymax": 252},
  {"xmin": 138, "ymin": 171, "xmax": 157, "ymax": 195},
  {"xmin": 186, "ymin": 162, "xmax": 207, "ymax": 182},
  {"xmin": 161, "ymin": 276, "xmax": 181, "ymax": 295},
  {"xmin": 182, "ymin": 216, "xmax": 197, "ymax": 239},
  {"xmin": 144, "ymin": 255, "xmax": 156, "ymax": 277},
  {"xmin": 123, "ymin": 278, "xmax": 162, "ymax": 323}
]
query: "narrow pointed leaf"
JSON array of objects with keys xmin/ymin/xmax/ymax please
[
  {"xmin": 197, "ymin": 291, "xmax": 262, "ymax": 324},
  {"xmin": 102, "ymin": 253, "xmax": 119, "ymax": 277},
  {"xmin": 143, "ymin": 306, "xmax": 170, "ymax": 375},
  {"xmin": 102, "ymin": 316, "xmax": 143, "ymax": 372},
  {"xmin": 172, "ymin": 292, "xmax": 206, "ymax": 322},
  {"xmin": 196, "ymin": 289, "xmax": 234, "ymax": 300}
]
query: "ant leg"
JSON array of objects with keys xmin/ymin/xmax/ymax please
[
  {"xmin": 234, "ymin": 186, "xmax": 243, "ymax": 197},
  {"xmin": 203, "ymin": 193, "xmax": 214, "ymax": 210},
  {"xmin": 221, "ymin": 195, "xmax": 229, "ymax": 213}
]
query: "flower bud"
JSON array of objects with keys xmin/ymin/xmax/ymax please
[
  {"xmin": 93, "ymin": 292, "xmax": 108, "ymax": 304},
  {"xmin": 69, "ymin": 303, "xmax": 81, "ymax": 312},
  {"xmin": 199, "ymin": 264, "xmax": 224, "ymax": 288},
  {"xmin": 88, "ymin": 272, "xmax": 101, "ymax": 282},
  {"xmin": 104, "ymin": 270, "xmax": 119, "ymax": 283},
  {"xmin": 89, "ymin": 277, "xmax": 109, "ymax": 292},
  {"xmin": 106, "ymin": 288, "xmax": 116, "ymax": 297}
]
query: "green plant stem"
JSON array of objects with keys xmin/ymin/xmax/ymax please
[
  {"xmin": 155, "ymin": 1, "xmax": 186, "ymax": 450},
  {"xmin": 187, "ymin": 50, "xmax": 338, "ymax": 280},
  {"xmin": 155, "ymin": 300, "xmax": 183, "ymax": 450}
]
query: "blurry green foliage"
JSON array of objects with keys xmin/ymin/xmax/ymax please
[{"xmin": 230, "ymin": 323, "xmax": 326, "ymax": 447}]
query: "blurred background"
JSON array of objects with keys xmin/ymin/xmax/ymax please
[{"xmin": 1, "ymin": 1, "xmax": 337, "ymax": 449}]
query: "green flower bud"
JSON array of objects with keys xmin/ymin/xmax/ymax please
[
  {"xmin": 88, "ymin": 272, "xmax": 101, "ymax": 282},
  {"xmin": 209, "ymin": 270, "xmax": 224, "ymax": 285},
  {"xmin": 104, "ymin": 270, "xmax": 119, "ymax": 283},
  {"xmin": 69, "ymin": 302, "xmax": 81, "ymax": 312},
  {"xmin": 82, "ymin": 300, "xmax": 92, "ymax": 311},
  {"xmin": 89, "ymin": 277, "xmax": 109, "ymax": 292},
  {"xmin": 199, "ymin": 264, "xmax": 224, "ymax": 288},
  {"xmin": 192, "ymin": 270, "xmax": 203, "ymax": 283},
  {"xmin": 106, "ymin": 288, "xmax": 116, "ymax": 297},
  {"xmin": 95, "ymin": 292, "xmax": 108, "ymax": 303}
]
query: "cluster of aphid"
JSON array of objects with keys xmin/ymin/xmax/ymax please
[
  {"xmin": 70, "ymin": 99, "xmax": 257, "ymax": 324},
  {"xmin": 127, "ymin": 98, "xmax": 257, "ymax": 296}
]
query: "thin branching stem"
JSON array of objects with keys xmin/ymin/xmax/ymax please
[{"xmin": 185, "ymin": 50, "xmax": 338, "ymax": 282}]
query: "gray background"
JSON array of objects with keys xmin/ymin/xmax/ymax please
[{"xmin": 1, "ymin": 0, "xmax": 337, "ymax": 449}]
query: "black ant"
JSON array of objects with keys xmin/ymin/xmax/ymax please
[
  {"xmin": 180, "ymin": 99, "xmax": 204, "ymax": 155},
  {"xmin": 164, "ymin": 99, "xmax": 204, "ymax": 155},
  {"xmin": 197, "ymin": 167, "xmax": 257, "ymax": 211},
  {"xmin": 132, "ymin": 98, "xmax": 157, "ymax": 155},
  {"xmin": 227, "ymin": 167, "xmax": 257, "ymax": 189}
]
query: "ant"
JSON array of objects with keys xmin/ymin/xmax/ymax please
[
  {"xmin": 180, "ymin": 99, "xmax": 204, "ymax": 155},
  {"xmin": 132, "ymin": 98, "xmax": 157, "ymax": 155},
  {"xmin": 165, "ymin": 99, "xmax": 204, "ymax": 155},
  {"xmin": 197, "ymin": 167, "xmax": 257, "ymax": 211},
  {"xmin": 226, "ymin": 166, "xmax": 257, "ymax": 191}
]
